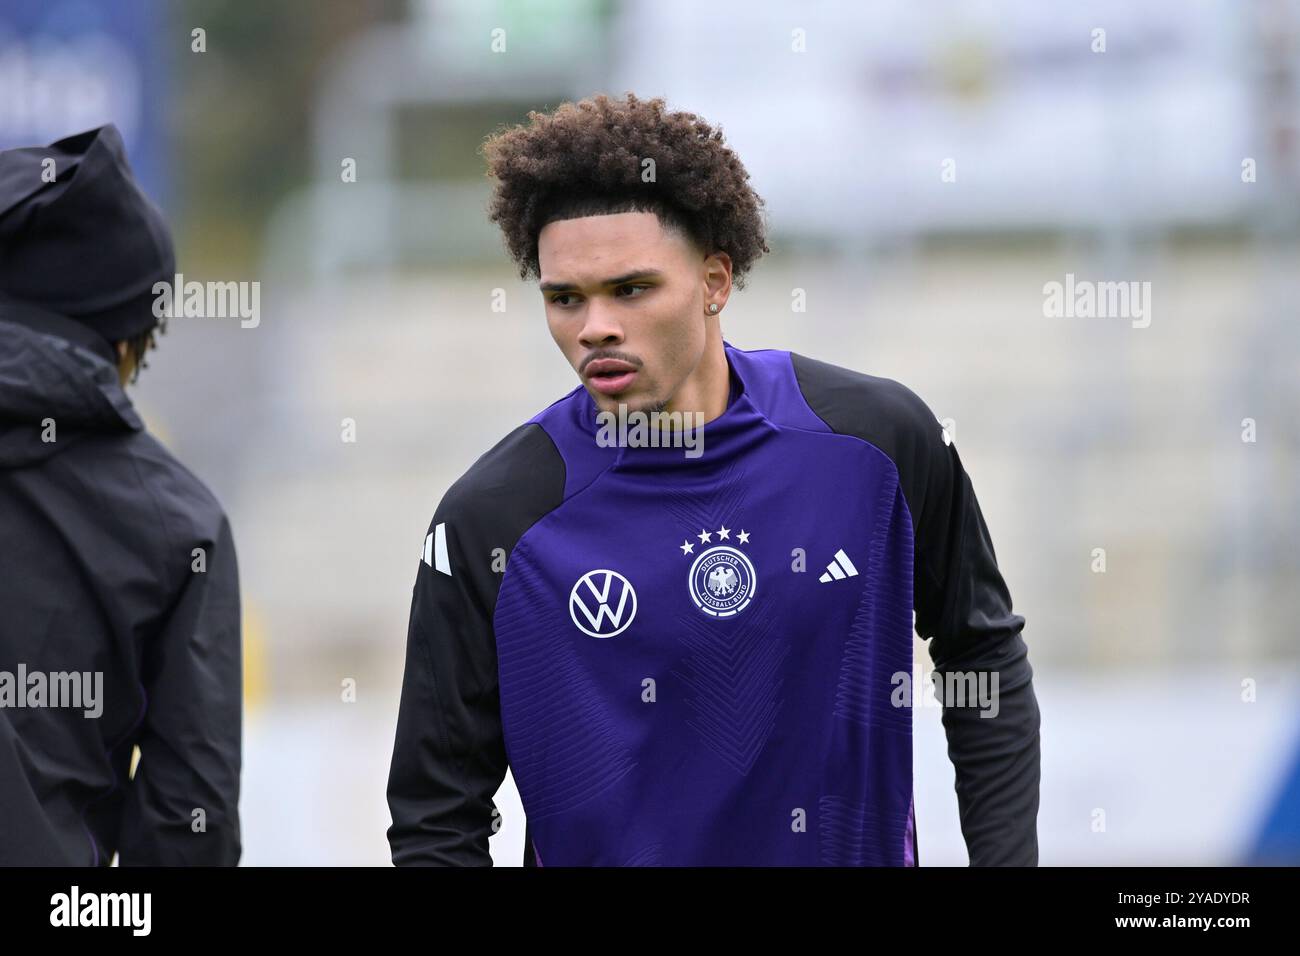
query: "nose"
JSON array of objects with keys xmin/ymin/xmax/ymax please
[{"xmin": 577, "ymin": 301, "xmax": 625, "ymax": 351}]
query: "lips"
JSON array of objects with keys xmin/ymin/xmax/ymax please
[
  {"xmin": 585, "ymin": 359, "xmax": 637, "ymax": 377},
  {"xmin": 584, "ymin": 358, "xmax": 639, "ymax": 395}
]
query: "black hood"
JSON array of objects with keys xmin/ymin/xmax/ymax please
[
  {"xmin": 0, "ymin": 124, "xmax": 175, "ymax": 344},
  {"xmin": 0, "ymin": 297, "xmax": 142, "ymax": 468}
]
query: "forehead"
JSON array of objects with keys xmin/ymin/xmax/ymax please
[{"xmin": 537, "ymin": 211, "xmax": 692, "ymax": 282}]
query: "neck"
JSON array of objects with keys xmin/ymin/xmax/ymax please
[{"xmin": 663, "ymin": 325, "xmax": 730, "ymax": 426}]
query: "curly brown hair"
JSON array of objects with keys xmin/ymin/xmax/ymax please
[{"xmin": 480, "ymin": 92, "xmax": 770, "ymax": 290}]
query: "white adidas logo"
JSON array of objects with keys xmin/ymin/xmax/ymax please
[
  {"xmin": 818, "ymin": 548, "xmax": 858, "ymax": 583},
  {"xmin": 423, "ymin": 522, "xmax": 451, "ymax": 575}
]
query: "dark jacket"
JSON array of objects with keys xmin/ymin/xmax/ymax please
[{"xmin": 0, "ymin": 297, "xmax": 242, "ymax": 865}]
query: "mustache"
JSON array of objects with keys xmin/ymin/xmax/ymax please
[{"xmin": 580, "ymin": 350, "xmax": 643, "ymax": 374}]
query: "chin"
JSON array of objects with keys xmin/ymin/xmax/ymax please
[
  {"xmin": 588, "ymin": 391, "xmax": 620, "ymax": 415},
  {"xmin": 628, "ymin": 398, "xmax": 667, "ymax": 417},
  {"xmin": 592, "ymin": 390, "xmax": 654, "ymax": 416}
]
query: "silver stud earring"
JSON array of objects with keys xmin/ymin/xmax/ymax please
[{"xmin": 708, "ymin": 303, "xmax": 719, "ymax": 313}]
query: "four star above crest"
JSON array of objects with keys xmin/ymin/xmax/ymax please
[{"xmin": 683, "ymin": 526, "xmax": 751, "ymax": 553}]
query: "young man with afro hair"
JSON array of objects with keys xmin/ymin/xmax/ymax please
[{"xmin": 386, "ymin": 92, "xmax": 1040, "ymax": 867}]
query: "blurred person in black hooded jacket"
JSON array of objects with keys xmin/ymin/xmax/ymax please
[{"xmin": 0, "ymin": 124, "xmax": 241, "ymax": 865}]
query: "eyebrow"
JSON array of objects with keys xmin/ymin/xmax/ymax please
[{"xmin": 539, "ymin": 269, "xmax": 665, "ymax": 293}]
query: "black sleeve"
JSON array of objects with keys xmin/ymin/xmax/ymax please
[
  {"xmin": 789, "ymin": 352, "xmax": 1040, "ymax": 867},
  {"xmin": 118, "ymin": 513, "xmax": 242, "ymax": 866},
  {"xmin": 386, "ymin": 423, "xmax": 565, "ymax": 866},
  {"xmin": 912, "ymin": 421, "xmax": 1041, "ymax": 867}
]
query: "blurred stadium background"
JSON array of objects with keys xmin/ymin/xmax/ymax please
[{"xmin": 2, "ymin": 0, "xmax": 1298, "ymax": 865}]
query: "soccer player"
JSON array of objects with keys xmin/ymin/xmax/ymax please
[
  {"xmin": 0, "ymin": 125, "xmax": 242, "ymax": 865},
  {"xmin": 387, "ymin": 93, "xmax": 1040, "ymax": 866}
]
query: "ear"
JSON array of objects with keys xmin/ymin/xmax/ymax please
[{"xmin": 116, "ymin": 341, "xmax": 129, "ymax": 361}]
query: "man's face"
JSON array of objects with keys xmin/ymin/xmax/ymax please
[{"xmin": 538, "ymin": 211, "xmax": 715, "ymax": 417}]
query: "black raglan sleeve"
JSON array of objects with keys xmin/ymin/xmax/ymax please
[
  {"xmin": 386, "ymin": 423, "xmax": 565, "ymax": 866},
  {"xmin": 910, "ymin": 412, "xmax": 1041, "ymax": 867},
  {"xmin": 789, "ymin": 351, "xmax": 1040, "ymax": 867}
]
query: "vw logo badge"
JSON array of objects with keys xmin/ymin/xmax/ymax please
[
  {"xmin": 570, "ymin": 569, "xmax": 638, "ymax": 638},
  {"xmin": 688, "ymin": 546, "xmax": 756, "ymax": 617}
]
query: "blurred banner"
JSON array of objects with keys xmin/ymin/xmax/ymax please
[{"xmin": 0, "ymin": 0, "xmax": 169, "ymax": 198}]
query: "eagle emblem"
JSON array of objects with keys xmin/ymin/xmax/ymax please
[
  {"xmin": 686, "ymin": 543, "xmax": 757, "ymax": 618},
  {"xmin": 707, "ymin": 565, "xmax": 738, "ymax": 597}
]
